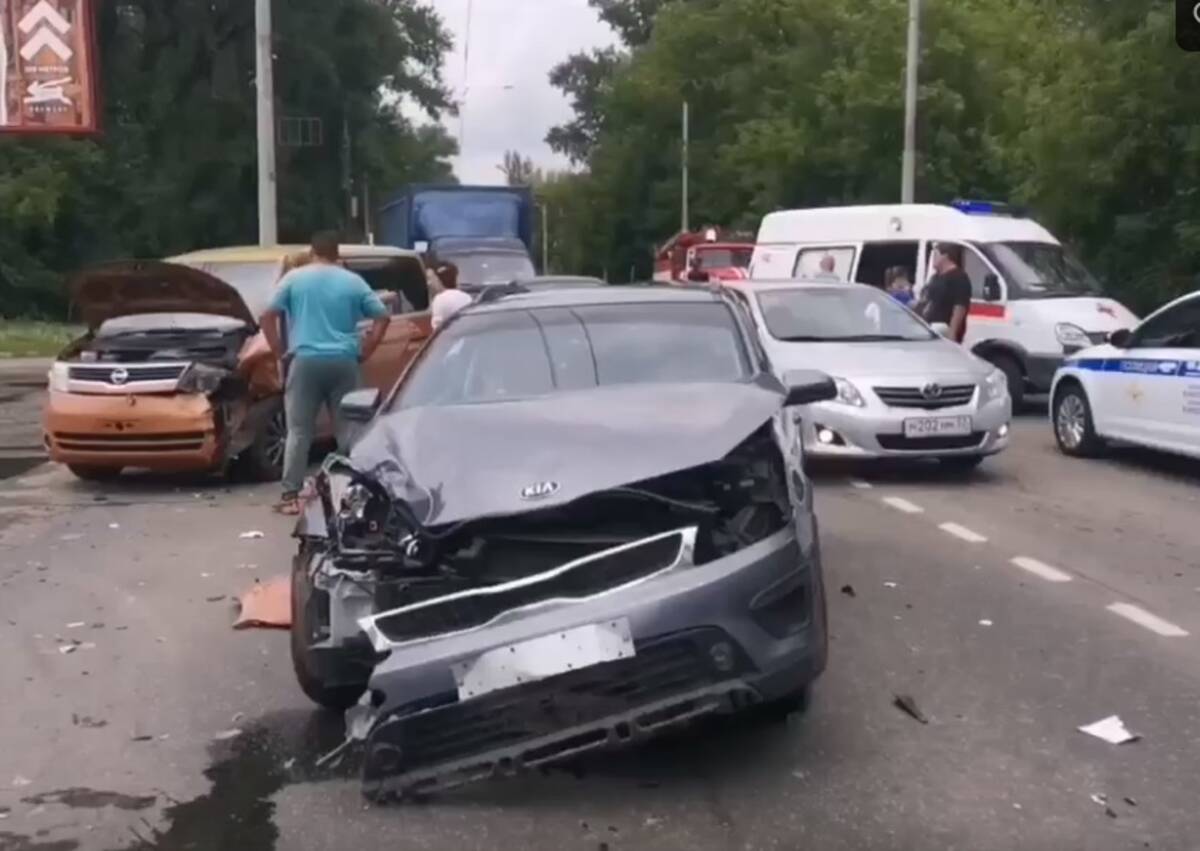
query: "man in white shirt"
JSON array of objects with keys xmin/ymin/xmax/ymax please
[{"xmin": 429, "ymin": 261, "xmax": 472, "ymax": 330}]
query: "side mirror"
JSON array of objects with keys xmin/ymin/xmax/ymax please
[
  {"xmin": 1108, "ymin": 328, "xmax": 1133, "ymax": 349},
  {"xmin": 782, "ymin": 369, "xmax": 837, "ymax": 407},
  {"xmin": 931, "ymin": 322, "xmax": 951, "ymax": 338},
  {"xmin": 340, "ymin": 388, "xmax": 381, "ymax": 423},
  {"xmin": 983, "ymin": 274, "xmax": 1002, "ymax": 302}
]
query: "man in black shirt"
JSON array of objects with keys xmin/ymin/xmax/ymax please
[{"xmin": 920, "ymin": 243, "xmax": 972, "ymax": 342}]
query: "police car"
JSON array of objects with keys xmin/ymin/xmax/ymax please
[{"xmin": 1050, "ymin": 290, "xmax": 1200, "ymax": 459}]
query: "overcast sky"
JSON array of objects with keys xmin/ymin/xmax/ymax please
[{"xmin": 411, "ymin": 0, "xmax": 616, "ymax": 184}]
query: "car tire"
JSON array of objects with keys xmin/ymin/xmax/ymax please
[
  {"xmin": 938, "ymin": 455, "xmax": 985, "ymax": 473},
  {"xmin": 236, "ymin": 402, "xmax": 287, "ymax": 482},
  {"xmin": 988, "ymin": 353, "xmax": 1024, "ymax": 412},
  {"xmin": 290, "ymin": 547, "xmax": 367, "ymax": 712},
  {"xmin": 1052, "ymin": 382, "xmax": 1105, "ymax": 457},
  {"xmin": 68, "ymin": 464, "xmax": 123, "ymax": 482}
]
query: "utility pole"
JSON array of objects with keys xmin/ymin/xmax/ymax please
[
  {"xmin": 255, "ymin": 0, "xmax": 278, "ymax": 245},
  {"xmin": 541, "ymin": 204, "xmax": 550, "ymax": 274},
  {"xmin": 681, "ymin": 101, "xmax": 690, "ymax": 232},
  {"xmin": 901, "ymin": 0, "xmax": 920, "ymax": 204}
]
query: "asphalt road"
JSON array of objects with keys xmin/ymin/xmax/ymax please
[{"xmin": 2, "ymin": 411, "xmax": 1199, "ymax": 851}]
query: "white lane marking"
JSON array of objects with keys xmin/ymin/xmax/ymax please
[
  {"xmin": 1011, "ymin": 556, "xmax": 1073, "ymax": 583},
  {"xmin": 882, "ymin": 496, "xmax": 924, "ymax": 515},
  {"xmin": 849, "ymin": 479, "xmax": 873, "ymax": 490},
  {"xmin": 938, "ymin": 522, "xmax": 988, "ymax": 544},
  {"xmin": 1106, "ymin": 603, "xmax": 1189, "ymax": 638}
]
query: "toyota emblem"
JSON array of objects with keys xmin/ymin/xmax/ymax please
[
  {"xmin": 110, "ymin": 367, "xmax": 129, "ymax": 386},
  {"xmin": 921, "ymin": 382, "xmax": 943, "ymax": 400}
]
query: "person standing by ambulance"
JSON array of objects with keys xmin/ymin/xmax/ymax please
[{"xmin": 919, "ymin": 243, "xmax": 972, "ymax": 343}]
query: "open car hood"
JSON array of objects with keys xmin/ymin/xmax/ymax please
[
  {"xmin": 348, "ymin": 378, "xmax": 788, "ymax": 528},
  {"xmin": 69, "ymin": 260, "xmax": 257, "ymax": 331}
]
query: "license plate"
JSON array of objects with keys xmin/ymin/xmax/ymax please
[
  {"xmin": 903, "ymin": 416, "xmax": 972, "ymax": 438},
  {"xmin": 451, "ymin": 619, "xmax": 636, "ymax": 700}
]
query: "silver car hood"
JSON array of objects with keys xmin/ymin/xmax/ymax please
[{"xmin": 764, "ymin": 340, "xmax": 990, "ymax": 380}]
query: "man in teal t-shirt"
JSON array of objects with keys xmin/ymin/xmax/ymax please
[{"xmin": 261, "ymin": 231, "xmax": 389, "ymax": 512}]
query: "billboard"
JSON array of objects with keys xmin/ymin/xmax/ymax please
[{"xmin": 0, "ymin": 0, "xmax": 97, "ymax": 134}]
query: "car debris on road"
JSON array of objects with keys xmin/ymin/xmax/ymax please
[{"xmin": 1078, "ymin": 714, "xmax": 1140, "ymax": 744}]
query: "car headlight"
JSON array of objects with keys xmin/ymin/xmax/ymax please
[
  {"xmin": 832, "ymin": 377, "xmax": 866, "ymax": 408},
  {"xmin": 48, "ymin": 362, "xmax": 70, "ymax": 392},
  {"xmin": 1055, "ymin": 323, "xmax": 1091, "ymax": 348},
  {"xmin": 336, "ymin": 481, "xmax": 391, "ymax": 549},
  {"xmin": 177, "ymin": 364, "xmax": 228, "ymax": 394},
  {"xmin": 983, "ymin": 368, "xmax": 1008, "ymax": 402}
]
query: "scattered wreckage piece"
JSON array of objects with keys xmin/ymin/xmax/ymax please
[
  {"xmin": 233, "ymin": 577, "xmax": 291, "ymax": 630},
  {"xmin": 283, "ymin": 287, "xmax": 838, "ymax": 799}
]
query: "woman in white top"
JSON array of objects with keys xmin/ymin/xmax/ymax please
[{"xmin": 429, "ymin": 261, "xmax": 472, "ymax": 330}]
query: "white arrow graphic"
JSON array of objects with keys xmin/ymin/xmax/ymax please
[
  {"xmin": 19, "ymin": 1, "xmax": 71, "ymax": 34},
  {"xmin": 20, "ymin": 27, "xmax": 73, "ymax": 61}
]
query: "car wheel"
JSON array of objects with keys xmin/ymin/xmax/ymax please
[
  {"xmin": 236, "ymin": 402, "xmax": 287, "ymax": 482},
  {"xmin": 290, "ymin": 546, "xmax": 367, "ymax": 711},
  {"xmin": 68, "ymin": 464, "xmax": 123, "ymax": 482},
  {"xmin": 938, "ymin": 455, "xmax": 985, "ymax": 473},
  {"xmin": 1053, "ymin": 382, "xmax": 1105, "ymax": 457},
  {"xmin": 988, "ymin": 353, "xmax": 1024, "ymax": 412}
]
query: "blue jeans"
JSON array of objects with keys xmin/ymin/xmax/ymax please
[{"xmin": 281, "ymin": 356, "xmax": 361, "ymax": 496}]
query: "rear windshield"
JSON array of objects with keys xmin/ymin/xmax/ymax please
[
  {"xmin": 396, "ymin": 302, "xmax": 750, "ymax": 408},
  {"xmin": 756, "ymin": 286, "xmax": 935, "ymax": 342},
  {"xmin": 697, "ymin": 247, "xmax": 753, "ymax": 270}
]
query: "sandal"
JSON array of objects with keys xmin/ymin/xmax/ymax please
[{"xmin": 273, "ymin": 496, "xmax": 302, "ymax": 516}]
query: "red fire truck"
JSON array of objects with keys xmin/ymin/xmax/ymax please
[{"xmin": 653, "ymin": 228, "xmax": 755, "ymax": 284}]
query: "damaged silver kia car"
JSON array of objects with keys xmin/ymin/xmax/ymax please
[{"xmin": 289, "ymin": 285, "xmax": 837, "ymax": 800}]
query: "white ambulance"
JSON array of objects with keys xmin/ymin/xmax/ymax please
[{"xmin": 750, "ymin": 201, "xmax": 1139, "ymax": 407}]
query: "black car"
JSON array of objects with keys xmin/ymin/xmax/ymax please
[{"xmin": 291, "ymin": 285, "xmax": 836, "ymax": 800}]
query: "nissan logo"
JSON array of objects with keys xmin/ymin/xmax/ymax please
[
  {"xmin": 520, "ymin": 481, "xmax": 560, "ymax": 501},
  {"xmin": 921, "ymin": 382, "xmax": 943, "ymax": 400},
  {"xmin": 109, "ymin": 368, "xmax": 129, "ymax": 386}
]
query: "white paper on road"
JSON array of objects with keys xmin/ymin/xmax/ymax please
[
  {"xmin": 238, "ymin": 530, "xmax": 265, "ymax": 539},
  {"xmin": 1078, "ymin": 715, "xmax": 1139, "ymax": 745}
]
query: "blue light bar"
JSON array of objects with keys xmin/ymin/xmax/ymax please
[{"xmin": 950, "ymin": 199, "xmax": 1025, "ymax": 217}]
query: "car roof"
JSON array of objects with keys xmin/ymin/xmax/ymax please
[
  {"xmin": 466, "ymin": 283, "xmax": 727, "ymax": 314},
  {"xmin": 515, "ymin": 275, "xmax": 605, "ymax": 285},
  {"xmin": 733, "ymin": 278, "xmax": 879, "ymax": 293},
  {"xmin": 168, "ymin": 244, "xmax": 421, "ymax": 264}
]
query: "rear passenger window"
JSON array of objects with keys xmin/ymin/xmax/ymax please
[{"xmin": 793, "ymin": 246, "xmax": 855, "ymax": 280}]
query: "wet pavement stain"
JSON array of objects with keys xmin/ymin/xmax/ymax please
[
  {"xmin": 122, "ymin": 711, "xmax": 351, "ymax": 851},
  {"xmin": 19, "ymin": 790, "xmax": 155, "ymax": 811},
  {"xmin": 0, "ymin": 832, "xmax": 79, "ymax": 851}
]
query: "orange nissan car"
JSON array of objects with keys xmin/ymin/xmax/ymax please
[{"xmin": 43, "ymin": 245, "xmax": 432, "ymax": 482}]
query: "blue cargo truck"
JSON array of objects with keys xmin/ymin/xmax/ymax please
[{"xmin": 377, "ymin": 185, "xmax": 537, "ymax": 291}]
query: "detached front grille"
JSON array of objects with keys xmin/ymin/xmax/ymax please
[
  {"xmin": 371, "ymin": 629, "xmax": 747, "ymax": 777},
  {"xmin": 874, "ymin": 384, "xmax": 977, "ymax": 410},
  {"xmin": 69, "ymin": 364, "xmax": 188, "ymax": 384},
  {"xmin": 371, "ymin": 528, "xmax": 694, "ymax": 645},
  {"xmin": 52, "ymin": 431, "xmax": 207, "ymax": 453},
  {"xmin": 877, "ymin": 432, "xmax": 985, "ymax": 451}
]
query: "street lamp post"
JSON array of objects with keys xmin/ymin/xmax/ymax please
[
  {"xmin": 255, "ymin": 0, "xmax": 278, "ymax": 245},
  {"xmin": 901, "ymin": 0, "xmax": 921, "ymax": 204}
]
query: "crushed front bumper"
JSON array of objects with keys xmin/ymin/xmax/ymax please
[
  {"xmin": 43, "ymin": 390, "xmax": 224, "ymax": 471},
  {"xmin": 351, "ymin": 524, "xmax": 826, "ymax": 799}
]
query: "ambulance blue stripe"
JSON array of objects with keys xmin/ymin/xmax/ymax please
[{"xmin": 1073, "ymin": 358, "xmax": 1200, "ymax": 378}]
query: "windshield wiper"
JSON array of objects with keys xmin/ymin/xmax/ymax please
[
  {"xmin": 820, "ymin": 334, "xmax": 921, "ymax": 342},
  {"xmin": 774, "ymin": 335, "xmax": 833, "ymax": 342}
]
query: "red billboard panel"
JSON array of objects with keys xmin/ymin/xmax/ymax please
[{"xmin": 0, "ymin": 0, "xmax": 98, "ymax": 134}]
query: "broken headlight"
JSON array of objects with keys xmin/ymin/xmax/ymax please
[
  {"xmin": 336, "ymin": 481, "xmax": 392, "ymax": 550},
  {"xmin": 177, "ymin": 364, "xmax": 228, "ymax": 394}
]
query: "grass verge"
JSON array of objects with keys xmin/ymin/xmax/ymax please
[{"xmin": 0, "ymin": 320, "xmax": 80, "ymax": 358}]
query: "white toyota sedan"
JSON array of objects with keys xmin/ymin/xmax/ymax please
[
  {"xmin": 1050, "ymin": 290, "xmax": 1200, "ymax": 459},
  {"xmin": 726, "ymin": 280, "xmax": 1012, "ymax": 471}
]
